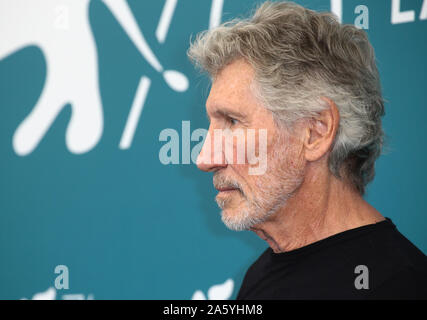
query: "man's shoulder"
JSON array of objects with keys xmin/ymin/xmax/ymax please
[
  {"xmin": 336, "ymin": 219, "xmax": 427, "ymax": 276},
  {"xmin": 238, "ymin": 218, "xmax": 427, "ymax": 299},
  {"xmin": 332, "ymin": 218, "xmax": 427, "ymax": 293},
  {"xmin": 368, "ymin": 264, "xmax": 427, "ymax": 299}
]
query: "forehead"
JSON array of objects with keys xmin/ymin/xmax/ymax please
[{"xmin": 206, "ymin": 59, "xmax": 259, "ymax": 114}]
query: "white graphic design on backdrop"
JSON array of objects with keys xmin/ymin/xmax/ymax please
[
  {"xmin": 0, "ymin": 0, "xmax": 102, "ymax": 155},
  {"xmin": 391, "ymin": 0, "xmax": 427, "ymax": 24},
  {"xmin": 21, "ymin": 278, "xmax": 233, "ymax": 300},
  {"xmin": 331, "ymin": 0, "xmax": 427, "ymax": 24},
  {"xmin": 192, "ymin": 278, "xmax": 234, "ymax": 300},
  {"xmin": 0, "ymin": 0, "xmax": 201, "ymax": 156},
  {"xmin": 28, "ymin": 287, "xmax": 56, "ymax": 300},
  {"xmin": 330, "ymin": 0, "xmax": 342, "ymax": 22},
  {"xmin": 0, "ymin": 0, "xmax": 357, "ymax": 156},
  {"xmin": 21, "ymin": 287, "xmax": 94, "ymax": 300}
]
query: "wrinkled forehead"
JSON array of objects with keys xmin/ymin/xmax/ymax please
[{"xmin": 205, "ymin": 59, "xmax": 261, "ymax": 116}]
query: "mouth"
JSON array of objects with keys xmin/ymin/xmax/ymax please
[{"xmin": 216, "ymin": 187, "xmax": 238, "ymax": 193}]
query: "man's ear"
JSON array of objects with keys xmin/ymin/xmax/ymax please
[{"xmin": 304, "ymin": 97, "xmax": 340, "ymax": 162}]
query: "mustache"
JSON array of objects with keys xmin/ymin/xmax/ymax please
[{"xmin": 213, "ymin": 173, "xmax": 243, "ymax": 192}]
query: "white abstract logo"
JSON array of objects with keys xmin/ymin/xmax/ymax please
[
  {"xmin": 21, "ymin": 287, "xmax": 94, "ymax": 300},
  {"xmin": 20, "ymin": 278, "xmax": 233, "ymax": 300},
  {"xmin": 1, "ymin": 0, "xmax": 225, "ymax": 156},
  {"xmin": 192, "ymin": 278, "xmax": 234, "ymax": 300}
]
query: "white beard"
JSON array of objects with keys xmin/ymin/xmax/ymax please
[{"xmin": 218, "ymin": 132, "xmax": 306, "ymax": 231}]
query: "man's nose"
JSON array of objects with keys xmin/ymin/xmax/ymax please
[{"xmin": 196, "ymin": 130, "xmax": 227, "ymax": 172}]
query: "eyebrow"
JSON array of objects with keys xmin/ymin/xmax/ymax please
[{"xmin": 206, "ymin": 105, "xmax": 246, "ymax": 122}]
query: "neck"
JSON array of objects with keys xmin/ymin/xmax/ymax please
[{"xmin": 251, "ymin": 164, "xmax": 385, "ymax": 253}]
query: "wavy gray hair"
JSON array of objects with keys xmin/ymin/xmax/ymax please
[{"xmin": 187, "ymin": 1, "xmax": 385, "ymax": 195}]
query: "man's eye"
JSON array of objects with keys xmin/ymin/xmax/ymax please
[{"xmin": 229, "ymin": 117, "xmax": 239, "ymax": 126}]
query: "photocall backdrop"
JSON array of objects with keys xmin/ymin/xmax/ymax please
[{"xmin": 0, "ymin": 0, "xmax": 426, "ymax": 299}]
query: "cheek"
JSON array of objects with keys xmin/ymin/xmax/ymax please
[
  {"xmin": 245, "ymin": 135, "xmax": 256, "ymax": 165},
  {"xmin": 222, "ymin": 131, "xmax": 248, "ymax": 166},
  {"xmin": 273, "ymin": 142, "xmax": 306, "ymax": 179},
  {"xmin": 285, "ymin": 137, "xmax": 306, "ymax": 168}
]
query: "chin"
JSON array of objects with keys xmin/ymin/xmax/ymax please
[{"xmin": 220, "ymin": 205, "xmax": 255, "ymax": 231}]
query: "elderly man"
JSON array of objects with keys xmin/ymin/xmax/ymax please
[{"xmin": 187, "ymin": 1, "xmax": 427, "ymax": 299}]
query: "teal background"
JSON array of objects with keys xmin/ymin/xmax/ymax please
[{"xmin": 0, "ymin": 0, "xmax": 426, "ymax": 299}]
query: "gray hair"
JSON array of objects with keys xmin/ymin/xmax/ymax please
[{"xmin": 187, "ymin": 1, "xmax": 385, "ymax": 195}]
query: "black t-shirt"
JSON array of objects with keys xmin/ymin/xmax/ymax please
[{"xmin": 237, "ymin": 218, "xmax": 427, "ymax": 299}]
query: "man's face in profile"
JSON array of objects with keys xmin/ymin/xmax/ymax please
[{"xmin": 196, "ymin": 58, "xmax": 307, "ymax": 232}]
